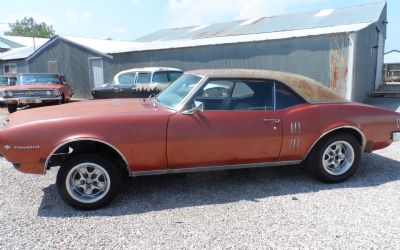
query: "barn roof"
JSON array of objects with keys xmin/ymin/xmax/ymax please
[
  {"xmin": 136, "ymin": 2, "xmax": 385, "ymax": 42},
  {"xmin": 110, "ymin": 2, "xmax": 386, "ymax": 54},
  {"xmin": 0, "ymin": 35, "xmax": 49, "ymax": 49},
  {"xmin": 0, "ymin": 35, "xmax": 141, "ymax": 61}
]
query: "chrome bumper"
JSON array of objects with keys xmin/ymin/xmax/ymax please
[
  {"xmin": 393, "ymin": 132, "xmax": 400, "ymax": 142},
  {"xmin": 0, "ymin": 96, "xmax": 62, "ymax": 105}
]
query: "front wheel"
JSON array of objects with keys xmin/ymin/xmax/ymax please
[
  {"xmin": 58, "ymin": 94, "xmax": 65, "ymax": 104},
  {"xmin": 7, "ymin": 104, "xmax": 17, "ymax": 113},
  {"xmin": 306, "ymin": 134, "xmax": 361, "ymax": 183},
  {"xmin": 56, "ymin": 154, "xmax": 123, "ymax": 210}
]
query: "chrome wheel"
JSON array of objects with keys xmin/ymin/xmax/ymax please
[
  {"xmin": 65, "ymin": 163, "xmax": 111, "ymax": 204},
  {"xmin": 322, "ymin": 140, "xmax": 355, "ymax": 176}
]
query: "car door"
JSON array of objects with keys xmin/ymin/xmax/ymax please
[{"xmin": 167, "ymin": 79, "xmax": 283, "ymax": 169}]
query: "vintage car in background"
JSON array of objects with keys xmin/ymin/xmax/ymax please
[
  {"xmin": 91, "ymin": 67, "xmax": 183, "ymax": 99},
  {"xmin": 0, "ymin": 73, "xmax": 73, "ymax": 113},
  {"xmin": 0, "ymin": 75, "xmax": 17, "ymax": 87},
  {"xmin": 0, "ymin": 69, "xmax": 399, "ymax": 209},
  {"xmin": 0, "ymin": 75, "xmax": 17, "ymax": 107}
]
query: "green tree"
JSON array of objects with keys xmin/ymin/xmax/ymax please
[{"xmin": 4, "ymin": 17, "xmax": 55, "ymax": 38}]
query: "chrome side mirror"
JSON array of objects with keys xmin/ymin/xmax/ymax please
[
  {"xmin": 182, "ymin": 100, "xmax": 204, "ymax": 115},
  {"xmin": 194, "ymin": 100, "xmax": 204, "ymax": 112}
]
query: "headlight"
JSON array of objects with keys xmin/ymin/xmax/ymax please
[
  {"xmin": 0, "ymin": 91, "xmax": 4, "ymax": 97},
  {"xmin": 6, "ymin": 91, "xmax": 13, "ymax": 97},
  {"xmin": 46, "ymin": 90, "xmax": 52, "ymax": 96},
  {"xmin": 52, "ymin": 89, "xmax": 60, "ymax": 96}
]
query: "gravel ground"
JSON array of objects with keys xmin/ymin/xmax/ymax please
[{"xmin": 1, "ymin": 98, "xmax": 400, "ymax": 249}]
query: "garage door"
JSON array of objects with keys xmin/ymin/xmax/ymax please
[{"xmin": 89, "ymin": 58, "xmax": 104, "ymax": 88}]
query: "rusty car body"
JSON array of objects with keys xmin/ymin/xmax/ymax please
[
  {"xmin": 0, "ymin": 69, "xmax": 399, "ymax": 209},
  {"xmin": 91, "ymin": 67, "xmax": 183, "ymax": 99},
  {"xmin": 0, "ymin": 73, "xmax": 73, "ymax": 113}
]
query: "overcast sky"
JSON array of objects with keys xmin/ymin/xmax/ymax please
[{"xmin": 0, "ymin": 0, "xmax": 398, "ymax": 51}]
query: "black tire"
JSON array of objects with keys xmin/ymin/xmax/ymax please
[
  {"xmin": 56, "ymin": 154, "xmax": 123, "ymax": 210},
  {"xmin": 7, "ymin": 104, "xmax": 17, "ymax": 113},
  {"xmin": 306, "ymin": 133, "xmax": 361, "ymax": 183},
  {"xmin": 58, "ymin": 94, "xmax": 65, "ymax": 104}
]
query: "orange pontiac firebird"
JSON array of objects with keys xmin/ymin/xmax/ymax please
[{"xmin": 0, "ymin": 69, "xmax": 399, "ymax": 209}]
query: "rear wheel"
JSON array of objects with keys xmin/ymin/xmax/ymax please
[
  {"xmin": 306, "ymin": 134, "xmax": 361, "ymax": 182},
  {"xmin": 56, "ymin": 154, "xmax": 123, "ymax": 210},
  {"xmin": 7, "ymin": 104, "xmax": 17, "ymax": 113}
]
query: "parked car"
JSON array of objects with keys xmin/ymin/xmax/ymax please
[
  {"xmin": 1, "ymin": 69, "xmax": 399, "ymax": 209},
  {"xmin": 0, "ymin": 75, "xmax": 17, "ymax": 87},
  {"xmin": 91, "ymin": 67, "xmax": 183, "ymax": 99},
  {"xmin": 0, "ymin": 75, "xmax": 17, "ymax": 107},
  {"xmin": 0, "ymin": 73, "xmax": 73, "ymax": 113}
]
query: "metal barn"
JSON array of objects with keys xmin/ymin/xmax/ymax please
[
  {"xmin": 107, "ymin": 2, "xmax": 387, "ymax": 102},
  {"xmin": 0, "ymin": 36, "xmax": 139, "ymax": 98}
]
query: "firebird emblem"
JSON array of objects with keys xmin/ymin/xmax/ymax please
[{"xmin": 4, "ymin": 145, "xmax": 11, "ymax": 150}]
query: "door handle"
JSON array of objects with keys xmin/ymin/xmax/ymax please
[{"xmin": 263, "ymin": 119, "xmax": 281, "ymax": 123}]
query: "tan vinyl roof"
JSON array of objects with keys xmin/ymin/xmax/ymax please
[{"xmin": 186, "ymin": 69, "xmax": 346, "ymax": 103}]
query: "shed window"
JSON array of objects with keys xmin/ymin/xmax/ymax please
[
  {"xmin": 48, "ymin": 61, "xmax": 59, "ymax": 73},
  {"xmin": 3, "ymin": 63, "xmax": 17, "ymax": 76}
]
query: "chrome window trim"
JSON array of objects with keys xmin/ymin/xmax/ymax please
[
  {"xmin": 304, "ymin": 126, "xmax": 367, "ymax": 159},
  {"xmin": 173, "ymin": 74, "xmax": 207, "ymax": 111},
  {"xmin": 130, "ymin": 160, "xmax": 302, "ymax": 177},
  {"xmin": 44, "ymin": 138, "xmax": 130, "ymax": 174}
]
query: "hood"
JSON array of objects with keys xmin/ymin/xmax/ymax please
[
  {"xmin": 5, "ymin": 84, "xmax": 64, "ymax": 90},
  {"xmin": 6, "ymin": 98, "xmax": 175, "ymax": 127}
]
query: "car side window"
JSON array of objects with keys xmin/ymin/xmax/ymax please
[
  {"xmin": 232, "ymin": 82, "xmax": 254, "ymax": 98},
  {"xmin": 137, "ymin": 73, "xmax": 151, "ymax": 84},
  {"xmin": 119, "ymin": 73, "xmax": 136, "ymax": 86},
  {"xmin": 152, "ymin": 72, "xmax": 170, "ymax": 83},
  {"xmin": 191, "ymin": 80, "xmax": 234, "ymax": 110},
  {"xmin": 275, "ymin": 82, "xmax": 305, "ymax": 110},
  {"xmin": 192, "ymin": 79, "xmax": 274, "ymax": 111},
  {"xmin": 230, "ymin": 81, "xmax": 274, "ymax": 110},
  {"xmin": 168, "ymin": 72, "xmax": 183, "ymax": 82}
]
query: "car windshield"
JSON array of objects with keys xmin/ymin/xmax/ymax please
[
  {"xmin": 0, "ymin": 76, "xmax": 8, "ymax": 86},
  {"xmin": 156, "ymin": 74, "xmax": 202, "ymax": 110},
  {"xmin": 17, "ymin": 74, "xmax": 60, "ymax": 85}
]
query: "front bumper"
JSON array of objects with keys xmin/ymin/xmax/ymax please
[
  {"xmin": 0, "ymin": 96, "xmax": 62, "ymax": 105},
  {"xmin": 393, "ymin": 132, "xmax": 400, "ymax": 142}
]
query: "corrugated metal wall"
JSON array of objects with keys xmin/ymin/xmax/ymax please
[
  {"xmin": 106, "ymin": 35, "xmax": 332, "ymax": 88},
  {"xmin": 352, "ymin": 25, "xmax": 379, "ymax": 102},
  {"xmin": 352, "ymin": 4, "xmax": 386, "ymax": 102},
  {"xmin": 28, "ymin": 39, "xmax": 107, "ymax": 98}
]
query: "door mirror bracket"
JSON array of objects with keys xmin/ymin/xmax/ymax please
[{"xmin": 182, "ymin": 100, "xmax": 204, "ymax": 115}]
